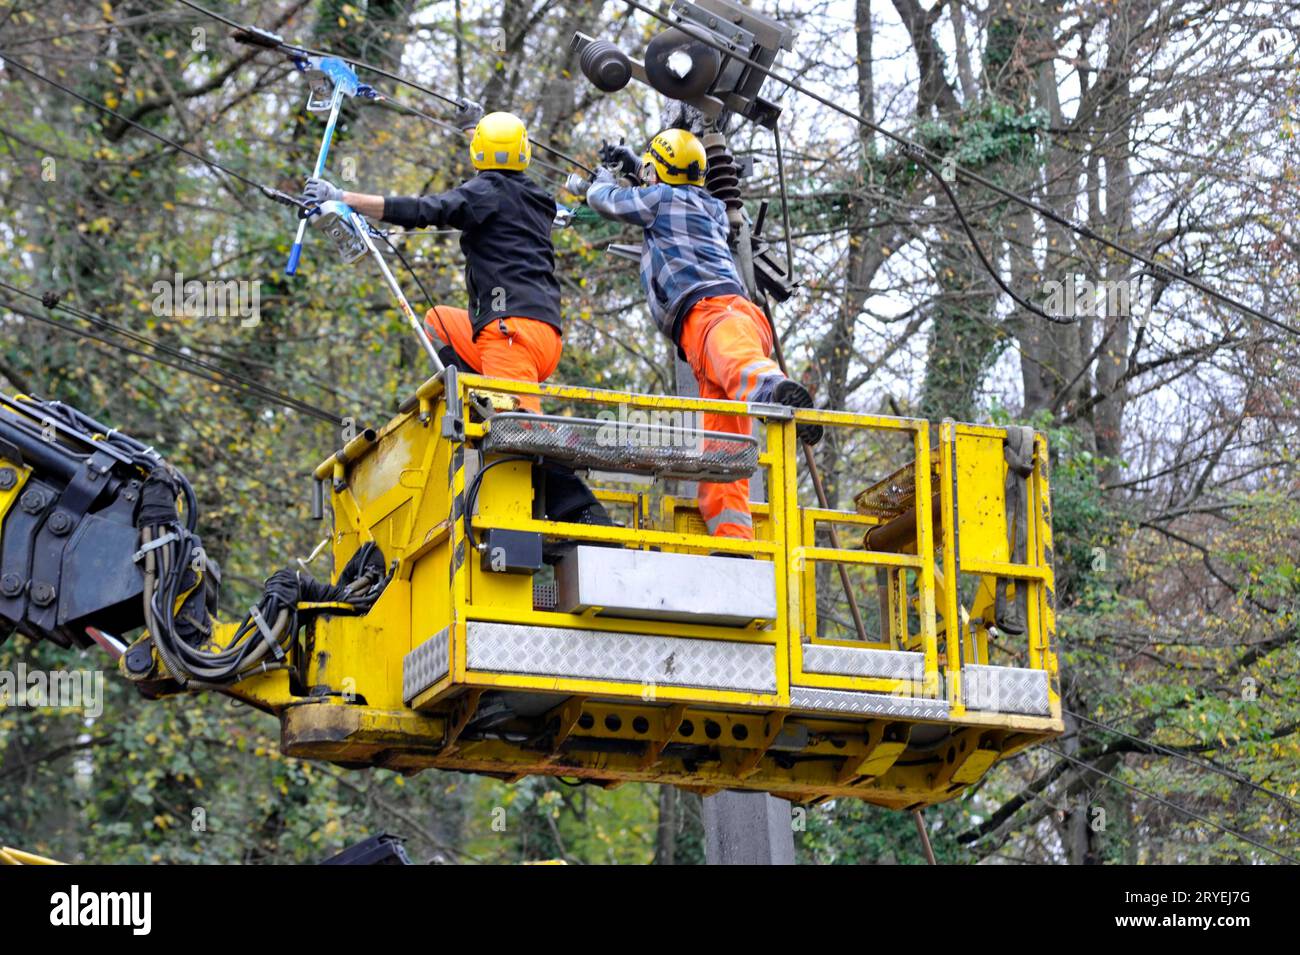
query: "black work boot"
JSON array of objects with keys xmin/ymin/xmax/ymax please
[
  {"xmin": 771, "ymin": 379, "xmax": 824, "ymax": 446},
  {"xmin": 565, "ymin": 502, "xmax": 617, "ymax": 527},
  {"xmin": 543, "ymin": 501, "xmax": 620, "ymax": 563}
]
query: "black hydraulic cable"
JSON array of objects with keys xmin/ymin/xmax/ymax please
[
  {"xmin": 0, "ymin": 284, "xmax": 343, "ymax": 424},
  {"xmin": 0, "ymin": 53, "xmax": 305, "ymax": 211},
  {"xmin": 173, "ymin": 0, "xmax": 595, "ymax": 175},
  {"xmin": 464, "ymin": 454, "xmax": 533, "ymax": 552},
  {"xmin": 1066, "ymin": 708, "xmax": 1300, "ymax": 815},
  {"xmin": 372, "ymin": 228, "xmax": 436, "ymax": 312},
  {"xmin": 1042, "ymin": 745, "xmax": 1297, "ymax": 863},
  {"xmin": 618, "ymin": 0, "xmax": 1296, "ymax": 336}
]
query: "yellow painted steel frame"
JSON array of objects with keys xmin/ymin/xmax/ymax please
[
  {"xmin": 0, "ymin": 845, "xmax": 65, "ymax": 865},
  {"xmin": 190, "ymin": 372, "xmax": 1060, "ymax": 809}
]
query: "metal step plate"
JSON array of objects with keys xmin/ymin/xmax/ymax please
[
  {"xmin": 790, "ymin": 686, "xmax": 950, "ymax": 721},
  {"xmin": 962, "ymin": 663, "xmax": 1051, "ymax": 716},
  {"xmin": 466, "ymin": 621, "xmax": 777, "ymax": 693},
  {"xmin": 802, "ymin": 644, "xmax": 924, "ymax": 681},
  {"xmin": 403, "ymin": 627, "xmax": 451, "ymax": 704},
  {"xmin": 555, "ymin": 546, "xmax": 777, "ymax": 626}
]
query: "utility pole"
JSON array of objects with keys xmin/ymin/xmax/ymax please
[
  {"xmin": 703, "ymin": 788, "xmax": 796, "ymax": 865},
  {"xmin": 667, "ymin": 109, "xmax": 795, "ymax": 864},
  {"xmin": 674, "ymin": 353, "xmax": 796, "ymax": 866}
]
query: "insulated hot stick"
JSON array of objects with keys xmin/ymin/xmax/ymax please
[{"xmin": 285, "ymin": 56, "xmax": 360, "ymax": 276}]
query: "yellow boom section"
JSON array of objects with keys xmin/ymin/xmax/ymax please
[{"xmin": 150, "ymin": 371, "xmax": 1061, "ymax": 809}]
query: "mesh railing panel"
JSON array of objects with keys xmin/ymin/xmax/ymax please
[
  {"xmin": 480, "ymin": 413, "xmax": 758, "ymax": 482},
  {"xmin": 854, "ymin": 454, "xmax": 939, "ymax": 520}
]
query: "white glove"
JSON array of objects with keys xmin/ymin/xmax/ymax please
[
  {"xmin": 454, "ymin": 100, "xmax": 485, "ymax": 131},
  {"xmin": 302, "ymin": 177, "xmax": 343, "ymax": 205},
  {"xmin": 564, "ymin": 172, "xmax": 591, "ymax": 198}
]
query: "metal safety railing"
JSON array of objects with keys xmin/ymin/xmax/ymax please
[{"xmin": 360, "ymin": 371, "xmax": 1059, "ymax": 725}]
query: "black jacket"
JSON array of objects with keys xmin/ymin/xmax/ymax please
[{"xmin": 382, "ymin": 170, "xmax": 562, "ymax": 335}]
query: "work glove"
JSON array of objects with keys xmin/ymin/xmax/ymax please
[
  {"xmin": 592, "ymin": 166, "xmax": 617, "ymax": 187},
  {"xmin": 453, "ymin": 99, "xmax": 485, "ymax": 131},
  {"xmin": 598, "ymin": 139, "xmax": 642, "ymax": 178},
  {"xmin": 301, "ymin": 177, "xmax": 343, "ymax": 206},
  {"xmin": 564, "ymin": 172, "xmax": 591, "ymax": 198}
]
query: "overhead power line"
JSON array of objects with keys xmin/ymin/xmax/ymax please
[
  {"xmin": 172, "ymin": 0, "xmax": 594, "ymax": 175},
  {"xmin": 617, "ymin": 0, "xmax": 1297, "ymax": 336},
  {"xmin": 1066, "ymin": 708, "xmax": 1300, "ymax": 815},
  {"xmin": 0, "ymin": 281, "xmax": 344, "ymax": 425},
  {"xmin": 1043, "ymin": 745, "xmax": 1297, "ymax": 864},
  {"xmin": 0, "ymin": 53, "xmax": 305, "ymax": 210}
]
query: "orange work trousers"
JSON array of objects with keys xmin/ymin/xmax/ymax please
[
  {"xmin": 678, "ymin": 294, "xmax": 785, "ymax": 540},
  {"xmin": 425, "ymin": 307, "xmax": 561, "ymax": 413}
]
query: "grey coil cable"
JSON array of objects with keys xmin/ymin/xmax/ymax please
[{"xmin": 135, "ymin": 470, "xmax": 388, "ymax": 686}]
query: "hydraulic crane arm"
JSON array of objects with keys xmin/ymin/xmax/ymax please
[
  {"xmin": 0, "ymin": 392, "xmax": 166, "ymax": 652},
  {"xmin": 0, "ymin": 391, "xmax": 387, "ymax": 699}
]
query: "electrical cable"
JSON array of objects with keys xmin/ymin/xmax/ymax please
[
  {"xmin": 370, "ymin": 228, "xmax": 436, "ymax": 313},
  {"xmin": 0, "ymin": 280, "xmax": 341, "ymax": 421},
  {"xmin": 0, "ymin": 60, "xmax": 403, "ymax": 423},
  {"xmin": 1041, "ymin": 745, "xmax": 1297, "ymax": 863},
  {"xmin": 0, "ymin": 281, "xmax": 344, "ymax": 424},
  {"xmin": 172, "ymin": 0, "xmax": 595, "ymax": 174},
  {"xmin": 617, "ymin": 0, "xmax": 1296, "ymax": 336},
  {"xmin": 464, "ymin": 454, "xmax": 533, "ymax": 552},
  {"xmin": 0, "ymin": 52, "xmax": 305, "ymax": 211},
  {"xmin": 1066, "ymin": 708, "xmax": 1300, "ymax": 815},
  {"xmin": 0, "ymin": 11, "xmax": 191, "ymax": 47},
  {"xmin": 3, "ymin": 297, "xmax": 333, "ymax": 423}
]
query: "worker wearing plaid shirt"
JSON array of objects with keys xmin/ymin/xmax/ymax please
[{"xmin": 583, "ymin": 129, "xmax": 823, "ymax": 541}]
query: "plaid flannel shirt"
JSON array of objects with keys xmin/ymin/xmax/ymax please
[{"xmin": 587, "ymin": 175, "xmax": 745, "ymax": 349}]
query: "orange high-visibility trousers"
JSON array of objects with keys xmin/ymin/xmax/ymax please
[
  {"xmin": 425, "ymin": 306, "xmax": 561, "ymax": 414},
  {"xmin": 678, "ymin": 294, "xmax": 786, "ymax": 540}
]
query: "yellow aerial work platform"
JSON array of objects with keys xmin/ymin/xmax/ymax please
[{"xmin": 142, "ymin": 370, "xmax": 1061, "ymax": 809}]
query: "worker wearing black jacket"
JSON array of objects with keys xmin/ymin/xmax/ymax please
[
  {"xmin": 302, "ymin": 111, "xmax": 612, "ymax": 530},
  {"xmin": 383, "ymin": 168, "xmax": 561, "ymax": 341}
]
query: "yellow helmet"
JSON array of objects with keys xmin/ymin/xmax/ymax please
[
  {"xmin": 470, "ymin": 111, "xmax": 532, "ymax": 171},
  {"xmin": 642, "ymin": 128, "xmax": 707, "ymax": 185}
]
